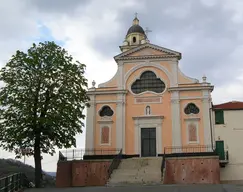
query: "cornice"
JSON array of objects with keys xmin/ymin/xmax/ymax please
[
  {"xmin": 87, "ymin": 89, "xmax": 127, "ymax": 95},
  {"xmin": 132, "ymin": 115, "xmax": 164, "ymax": 120},
  {"xmin": 168, "ymin": 85, "xmax": 214, "ymax": 92},
  {"xmin": 114, "ymin": 43, "xmax": 181, "ymax": 61},
  {"xmin": 115, "ymin": 54, "xmax": 180, "ymax": 61}
]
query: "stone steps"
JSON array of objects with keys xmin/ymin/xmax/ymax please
[{"xmin": 107, "ymin": 157, "xmax": 163, "ymax": 186}]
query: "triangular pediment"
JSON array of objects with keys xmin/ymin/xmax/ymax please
[{"xmin": 114, "ymin": 43, "xmax": 181, "ymax": 61}]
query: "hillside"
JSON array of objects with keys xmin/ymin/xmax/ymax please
[{"xmin": 0, "ymin": 158, "xmax": 56, "ymax": 187}]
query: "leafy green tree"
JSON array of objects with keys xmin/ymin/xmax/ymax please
[{"xmin": 0, "ymin": 41, "xmax": 90, "ymax": 187}]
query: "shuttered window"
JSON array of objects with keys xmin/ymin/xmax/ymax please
[{"xmin": 215, "ymin": 110, "xmax": 224, "ymax": 124}]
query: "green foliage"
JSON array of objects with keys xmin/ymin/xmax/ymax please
[{"xmin": 0, "ymin": 41, "xmax": 90, "ymax": 157}]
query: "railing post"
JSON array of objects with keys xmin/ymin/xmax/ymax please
[
  {"xmin": 4, "ymin": 177, "xmax": 8, "ymax": 192},
  {"xmin": 10, "ymin": 175, "xmax": 14, "ymax": 192}
]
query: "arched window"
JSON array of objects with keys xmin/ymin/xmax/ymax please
[
  {"xmin": 133, "ymin": 36, "xmax": 136, "ymax": 43},
  {"xmin": 184, "ymin": 103, "xmax": 200, "ymax": 115},
  {"xmin": 131, "ymin": 71, "xmax": 166, "ymax": 94},
  {"xmin": 99, "ymin": 106, "xmax": 114, "ymax": 117}
]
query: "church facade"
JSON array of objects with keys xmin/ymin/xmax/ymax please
[{"xmin": 85, "ymin": 16, "xmax": 214, "ymax": 157}]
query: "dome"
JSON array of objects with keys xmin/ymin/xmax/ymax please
[{"xmin": 127, "ymin": 24, "xmax": 145, "ymax": 35}]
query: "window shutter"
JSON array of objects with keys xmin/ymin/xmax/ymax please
[{"xmin": 215, "ymin": 110, "xmax": 224, "ymax": 124}]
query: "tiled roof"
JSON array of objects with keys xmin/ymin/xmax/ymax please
[{"xmin": 213, "ymin": 101, "xmax": 243, "ymax": 110}]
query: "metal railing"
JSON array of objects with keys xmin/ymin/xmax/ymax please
[
  {"xmin": 0, "ymin": 173, "xmax": 29, "ymax": 192},
  {"xmin": 164, "ymin": 145, "xmax": 215, "ymax": 155},
  {"xmin": 107, "ymin": 149, "xmax": 122, "ymax": 179},
  {"xmin": 59, "ymin": 148, "xmax": 122, "ymax": 161}
]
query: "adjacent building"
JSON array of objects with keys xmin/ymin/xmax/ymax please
[{"xmin": 213, "ymin": 101, "xmax": 243, "ymax": 183}]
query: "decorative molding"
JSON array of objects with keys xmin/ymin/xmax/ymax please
[
  {"xmin": 98, "ymin": 120, "xmax": 114, "ymax": 124},
  {"xmin": 114, "ymin": 43, "xmax": 181, "ymax": 61},
  {"xmin": 116, "ymin": 101, "xmax": 125, "ymax": 106},
  {"xmin": 201, "ymin": 97, "xmax": 211, "ymax": 103},
  {"xmin": 168, "ymin": 85, "xmax": 214, "ymax": 92},
  {"xmin": 132, "ymin": 115, "xmax": 164, "ymax": 121},
  {"xmin": 171, "ymin": 99, "xmax": 180, "ymax": 104},
  {"xmin": 123, "ymin": 58, "xmax": 176, "ymax": 64},
  {"xmin": 184, "ymin": 117, "xmax": 201, "ymax": 121},
  {"xmin": 124, "ymin": 62, "xmax": 173, "ymax": 86},
  {"xmin": 96, "ymin": 100, "xmax": 117, "ymax": 104},
  {"xmin": 135, "ymin": 97, "xmax": 162, "ymax": 104},
  {"xmin": 99, "ymin": 124, "xmax": 112, "ymax": 146},
  {"xmin": 87, "ymin": 89, "xmax": 127, "ymax": 95},
  {"xmin": 186, "ymin": 120, "xmax": 200, "ymax": 144},
  {"xmin": 133, "ymin": 115, "xmax": 164, "ymax": 156},
  {"xmin": 180, "ymin": 96, "xmax": 205, "ymax": 100}
]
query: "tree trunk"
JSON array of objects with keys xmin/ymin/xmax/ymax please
[{"xmin": 34, "ymin": 135, "xmax": 42, "ymax": 188}]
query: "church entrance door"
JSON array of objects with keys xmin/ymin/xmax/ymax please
[{"xmin": 141, "ymin": 128, "xmax": 156, "ymax": 157}]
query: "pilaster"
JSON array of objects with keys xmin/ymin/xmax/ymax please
[
  {"xmin": 85, "ymin": 95, "xmax": 96, "ymax": 152},
  {"xmin": 117, "ymin": 61, "xmax": 124, "ymax": 89},
  {"xmin": 202, "ymin": 90, "xmax": 212, "ymax": 146},
  {"xmin": 171, "ymin": 91, "xmax": 182, "ymax": 147},
  {"xmin": 116, "ymin": 93, "xmax": 126, "ymax": 153}
]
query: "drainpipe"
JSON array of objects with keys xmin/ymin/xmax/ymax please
[{"xmin": 209, "ymin": 102, "xmax": 214, "ymax": 151}]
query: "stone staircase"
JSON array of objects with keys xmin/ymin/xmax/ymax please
[{"xmin": 107, "ymin": 157, "xmax": 163, "ymax": 186}]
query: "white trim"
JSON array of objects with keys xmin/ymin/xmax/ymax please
[
  {"xmin": 114, "ymin": 43, "xmax": 181, "ymax": 61},
  {"xmin": 87, "ymin": 89, "xmax": 127, "ymax": 95},
  {"xmin": 96, "ymin": 100, "xmax": 119, "ymax": 104},
  {"xmin": 99, "ymin": 125, "xmax": 112, "ymax": 146},
  {"xmin": 168, "ymin": 85, "xmax": 214, "ymax": 92},
  {"xmin": 97, "ymin": 116, "xmax": 113, "ymax": 124},
  {"xmin": 124, "ymin": 62, "xmax": 173, "ymax": 87},
  {"xmin": 116, "ymin": 94, "xmax": 125, "ymax": 153},
  {"xmin": 133, "ymin": 115, "xmax": 163, "ymax": 156},
  {"xmin": 127, "ymin": 68, "xmax": 168, "ymax": 96},
  {"xmin": 202, "ymin": 91, "xmax": 212, "ymax": 146},
  {"xmin": 180, "ymin": 96, "xmax": 206, "ymax": 100},
  {"xmin": 185, "ymin": 118, "xmax": 200, "ymax": 144}
]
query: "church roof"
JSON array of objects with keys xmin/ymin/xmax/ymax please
[
  {"xmin": 114, "ymin": 43, "xmax": 181, "ymax": 61},
  {"xmin": 213, "ymin": 101, "xmax": 243, "ymax": 110},
  {"xmin": 127, "ymin": 24, "xmax": 145, "ymax": 35}
]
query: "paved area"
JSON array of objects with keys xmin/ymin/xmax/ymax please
[{"xmin": 25, "ymin": 184, "xmax": 243, "ymax": 192}]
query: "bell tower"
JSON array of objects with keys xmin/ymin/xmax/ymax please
[{"xmin": 120, "ymin": 13, "xmax": 149, "ymax": 52}]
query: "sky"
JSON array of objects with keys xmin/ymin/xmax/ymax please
[{"xmin": 0, "ymin": 0, "xmax": 243, "ymax": 172}]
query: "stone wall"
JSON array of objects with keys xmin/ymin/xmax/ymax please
[{"xmin": 163, "ymin": 156, "xmax": 220, "ymax": 184}]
